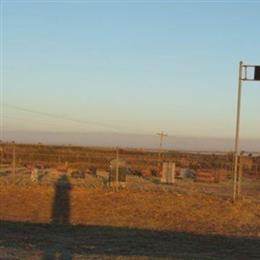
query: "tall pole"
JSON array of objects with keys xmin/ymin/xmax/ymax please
[
  {"xmin": 12, "ymin": 141, "xmax": 16, "ymax": 175},
  {"xmin": 233, "ymin": 61, "xmax": 243, "ymax": 201},
  {"xmin": 0, "ymin": 146, "xmax": 3, "ymax": 170},
  {"xmin": 156, "ymin": 131, "xmax": 167, "ymax": 169},
  {"xmin": 116, "ymin": 147, "xmax": 119, "ymax": 191},
  {"xmin": 237, "ymin": 157, "xmax": 243, "ymax": 197}
]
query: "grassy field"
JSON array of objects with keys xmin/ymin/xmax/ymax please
[
  {"xmin": 0, "ymin": 143, "xmax": 238, "ymax": 172},
  {"xmin": 1, "ymin": 184, "xmax": 260, "ymax": 235},
  {"xmin": 0, "ymin": 170, "xmax": 260, "ymax": 259},
  {"xmin": 0, "ymin": 143, "xmax": 260, "ymax": 259}
]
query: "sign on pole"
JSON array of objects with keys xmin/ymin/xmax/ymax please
[
  {"xmin": 254, "ymin": 66, "xmax": 260, "ymax": 80},
  {"xmin": 233, "ymin": 62, "xmax": 260, "ymax": 201}
]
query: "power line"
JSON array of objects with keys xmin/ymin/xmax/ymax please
[
  {"xmin": 4, "ymin": 104, "xmax": 164, "ymax": 136},
  {"xmin": 4, "ymin": 104, "xmax": 127, "ymax": 132},
  {"xmin": 3, "ymin": 115, "xmax": 93, "ymax": 131}
]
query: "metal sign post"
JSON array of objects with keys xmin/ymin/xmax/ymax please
[
  {"xmin": 233, "ymin": 61, "xmax": 243, "ymax": 201},
  {"xmin": 233, "ymin": 61, "xmax": 260, "ymax": 201}
]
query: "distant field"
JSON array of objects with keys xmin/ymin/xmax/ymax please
[
  {"xmin": 0, "ymin": 142, "xmax": 238, "ymax": 171},
  {"xmin": 0, "ymin": 143, "xmax": 260, "ymax": 259}
]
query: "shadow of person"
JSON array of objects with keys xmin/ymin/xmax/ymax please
[{"xmin": 52, "ymin": 175, "xmax": 71, "ymax": 225}]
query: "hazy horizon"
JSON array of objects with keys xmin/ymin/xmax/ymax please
[{"xmin": 3, "ymin": 130, "xmax": 260, "ymax": 153}]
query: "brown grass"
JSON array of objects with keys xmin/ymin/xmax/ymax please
[{"xmin": 1, "ymin": 185, "xmax": 259, "ymax": 238}]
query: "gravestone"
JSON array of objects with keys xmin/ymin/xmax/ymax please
[
  {"xmin": 109, "ymin": 159, "xmax": 127, "ymax": 188},
  {"xmin": 31, "ymin": 168, "xmax": 39, "ymax": 183},
  {"xmin": 161, "ymin": 162, "xmax": 175, "ymax": 184}
]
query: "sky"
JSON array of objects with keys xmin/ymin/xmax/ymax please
[{"xmin": 1, "ymin": 1, "xmax": 260, "ymax": 146}]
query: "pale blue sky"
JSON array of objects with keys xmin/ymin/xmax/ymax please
[{"xmin": 1, "ymin": 1, "xmax": 260, "ymax": 139}]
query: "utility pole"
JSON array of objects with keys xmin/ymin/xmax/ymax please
[
  {"xmin": 115, "ymin": 147, "xmax": 119, "ymax": 191},
  {"xmin": 156, "ymin": 131, "xmax": 168, "ymax": 170},
  {"xmin": 0, "ymin": 146, "xmax": 3, "ymax": 170},
  {"xmin": 237, "ymin": 155, "xmax": 243, "ymax": 197},
  {"xmin": 12, "ymin": 141, "xmax": 16, "ymax": 175}
]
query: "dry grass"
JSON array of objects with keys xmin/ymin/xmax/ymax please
[
  {"xmin": 0, "ymin": 184, "xmax": 260, "ymax": 238},
  {"xmin": 1, "ymin": 170, "xmax": 260, "ymax": 259},
  {"xmin": 1, "ymin": 165, "xmax": 260, "ymax": 238}
]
